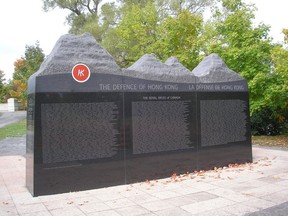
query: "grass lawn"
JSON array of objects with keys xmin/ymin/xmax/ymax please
[{"xmin": 0, "ymin": 119, "xmax": 26, "ymax": 140}]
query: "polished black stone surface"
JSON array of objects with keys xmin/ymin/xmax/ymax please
[
  {"xmin": 124, "ymin": 92, "xmax": 198, "ymax": 183},
  {"xmin": 27, "ymin": 75, "xmax": 252, "ymax": 196},
  {"xmin": 31, "ymin": 92, "xmax": 125, "ymax": 196}
]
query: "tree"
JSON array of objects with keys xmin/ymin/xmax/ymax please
[
  {"xmin": 0, "ymin": 70, "xmax": 7, "ymax": 103},
  {"xmin": 156, "ymin": 10, "xmax": 203, "ymax": 69},
  {"xmin": 202, "ymin": 0, "xmax": 274, "ymax": 112},
  {"xmin": 74, "ymin": 2, "xmax": 119, "ymax": 42},
  {"xmin": 157, "ymin": 0, "xmax": 214, "ymax": 15},
  {"xmin": 43, "ymin": 0, "xmax": 104, "ymax": 36},
  {"xmin": 12, "ymin": 42, "xmax": 45, "ymax": 82},
  {"xmin": 110, "ymin": 1, "xmax": 159, "ymax": 67},
  {"xmin": 43, "ymin": 0, "xmax": 103, "ymax": 15},
  {"xmin": 263, "ymin": 45, "xmax": 288, "ymax": 133},
  {"xmin": 42, "ymin": 0, "xmax": 216, "ymax": 41},
  {"xmin": 9, "ymin": 42, "xmax": 45, "ymax": 109},
  {"xmin": 200, "ymin": 0, "xmax": 288, "ymax": 135},
  {"xmin": 103, "ymin": 1, "xmax": 208, "ymax": 68}
]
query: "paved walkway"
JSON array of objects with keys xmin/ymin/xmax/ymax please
[
  {"xmin": 0, "ymin": 111, "xmax": 26, "ymax": 128},
  {"xmin": 0, "ymin": 136, "xmax": 288, "ymax": 216}
]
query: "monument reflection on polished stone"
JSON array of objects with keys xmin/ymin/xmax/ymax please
[{"xmin": 26, "ymin": 33, "xmax": 252, "ymax": 196}]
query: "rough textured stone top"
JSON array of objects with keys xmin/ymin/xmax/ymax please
[
  {"xmin": 164, "ymin": 57, "xmax": 191, "ymax": 74},
  {"xmin": 125, "ymin": 54, "xmax": 196, "ymax": 83},
  {"xmin": 31, "ymin": 32, "xmax": 244, "ymax": 85},
  {"xmin": 34, "ymin": 33, "xmax": 121, "ymax": 76},
  {"xmin": 192, "ymin": 53, "xmax": 244, "ymax": 83}
]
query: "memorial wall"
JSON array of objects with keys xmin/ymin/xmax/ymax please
[{"xmin": 26, "ymin": 33, "xmax": 252, "ymax": 196}]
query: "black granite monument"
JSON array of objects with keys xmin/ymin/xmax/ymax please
[{"xmin": 26, "ymin": 33, "xmax": 252, "ymax": 196}]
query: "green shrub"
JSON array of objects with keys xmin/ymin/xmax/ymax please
[{"xmin": 251, "ymin": 107, "xmax": 287, "ymax": 136}]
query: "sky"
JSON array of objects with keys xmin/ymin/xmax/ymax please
[
  {"xmin": 0, "ymin": 0, "xmax": 69, "ymax": 81},
  {"xmin": 0, "ymin": 0, "xmax": 288, "ymax": 81}
]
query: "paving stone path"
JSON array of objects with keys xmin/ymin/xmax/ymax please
[{"xmin": 0, "ymin": 135, "xmax": 288, "ymax": 215}]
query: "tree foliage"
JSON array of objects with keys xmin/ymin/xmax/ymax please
[
  {"xmin": 42, "ymin": 0, "xmax": 214, "ymax": 43},
  {"xmin": 12, "ymin": 42, "xmax": 45, "ymax": 82},
  {"xmin": 0, "ymin": 70, "xmax": 7, "ymax": 103},
  {"xmin": 42, "ymin": 0, "xmax": 288, "ymax": 134},
  {"xmin": 43, "ymin": 0, "xmax": 103, "ymax": 16},
  {"xmin": 203, "ymin": 0, "xmax": 274, "ymax": 112},
  {"xmin": 203, "ymin": 0, "xmax": 287, "ymax": 134},
  {"xmin": 112, "ymin": 1, "xmax": 159, "ymax": 66},
  {"xmin": 9, "ymin": 42, "xmax": 45, "ymax": 109},
  {"xmin": 158, "ymin": 10, "xmax": 203, "ymax": 69}
]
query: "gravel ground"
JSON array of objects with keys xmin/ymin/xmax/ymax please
[{"xmin": 252, "ymin": 135, "xmax": 288, "ymax": 149}]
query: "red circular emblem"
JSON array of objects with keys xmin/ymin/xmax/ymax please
[{"xmin": 72, "ymin": 63, "xmax": 91, "ymax": 83}]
